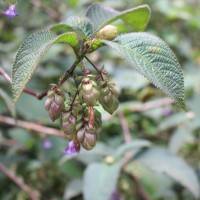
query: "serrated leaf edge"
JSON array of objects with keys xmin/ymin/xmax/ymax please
[
  {"xmin": 12, "ymin": 31, "xmax": 78, "ymax": 105},
  {"xmin": 101, "ymin": 32, "xmax": 187, "ymax": 111}
]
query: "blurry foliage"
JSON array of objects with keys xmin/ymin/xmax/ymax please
[{"xmin": 0, "ymin": 0, "xmax": 200, "ymax": 200}]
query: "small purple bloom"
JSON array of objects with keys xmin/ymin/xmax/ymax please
[
  {"xmin": 65, "ymin": 141, "xmax": 80, "ymax": 155},
  {"xmin": 110, "ymin": 191, "xmax": 120, "ymax": 200},
  {"xmin": 161, "ymin": 107, "xmax": 172, "ymax": 117},
  {"xmin": 43, "ymin": 139, "xmax": 52, "ymax": 149},
  {"xmin": 2, "ymin": 4, "xmax": 18, "ymax": 19}
]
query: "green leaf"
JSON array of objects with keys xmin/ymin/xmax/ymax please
[
  {"xmin": 114, "ymin": 139, "xmax": 151, "ymax": 158},
  {"xmin": 85, "ymin": 3, "xmax": 151, "ymax": 32},
  {"xmin": 83, "ymin": 162, "xmax": 121, "ymax": 200},
  {"xmin": 136, "ymin": 147, "xmax": 200, "ymax": 199},
  {"xmin": 64, "ymin": 179, "xmax": 82, "ymax": 200},
  {"xmin": 51, "ymin": 16, "xmax": 93, "ymax": 39},
  {"xmin": 12, "ymin": 31, "xmax": 78, "ymax": 105},
  {"xmin": 168, "ymin": 127, "xmax": 194, "ymax": 154},
  {"xmin": 103, "ymin": 33, "xmax": 187, "ymax": 111}
]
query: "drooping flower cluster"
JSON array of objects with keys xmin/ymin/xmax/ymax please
[{"xmin": 45, "ymin": 71, "xmax": 119, "ymax": 155}]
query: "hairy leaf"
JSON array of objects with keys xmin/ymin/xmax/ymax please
[
  {"xmin": 83, "ymin": 162, "xmax": 121, "ymax": 200},
  {"xmin": 12, "ymin": 31, "xmax": 78, "ymax": 104},
  {"xmin": 103, "ymin": 33, "xmax": 187, "ymax": 111},
  {"xmin": 85, "ymin": 3, "xmax": 151, "ymax": 32},
  {"xmin": 51, "ymin": 16, "xmax": 93, "ymax": 39},
  {"xmin": 136, "ymin": 148, "xmax": 200, "ymax": 199}
]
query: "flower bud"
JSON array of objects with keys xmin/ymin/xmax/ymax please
[
  {"xmin": 45, "ymin": 87, "xmax": 65, "ymax": 122},
  {"xmin": 81, "ymin": 131, "xmax": 97, "ymax": 150},
  {"xmin": 65, "ymin": 136, "xmax": 80, "ymax": 155},
  {"xmin": 61, "ymin": 111, "xmax": 76, "ymax": 141},
  {"xmin": 99, "ymin": 82, "xmax": 119, "ymax": 114},
  {"xmin": 96, "ymin": 25, "xmax": 118, "ymax": 40},
  {"xmin": 79, "ymin": 77, "xmax": 100, "ymax": 106}
]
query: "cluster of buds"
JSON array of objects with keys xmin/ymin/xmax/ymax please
[
  {"xmin": 60, "ymin": 100, "xmax": 102, "ymax": 152},
  {"xmin": 45, "ymin": 71, "xmax": 119, "ymax": 154},
  {"xmin": 45, "ymin": 85, "xmax": 65, "ymax": 122},
  {"xmin": 76, "ymin": 107, "xmax": 102, "ymax": 150}
]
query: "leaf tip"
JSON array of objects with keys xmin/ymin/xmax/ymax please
[{"xmin": 177, "ymin": 98, "xmax": 188, "ymax": 112}]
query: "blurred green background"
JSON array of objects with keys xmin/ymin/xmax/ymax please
[{"xmin": 0, "ymin": 0, "xmax": 200, "ymax": 200}]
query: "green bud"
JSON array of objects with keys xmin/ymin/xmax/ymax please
[
  {"xmin": 99, "ymin": 82, "xmax": 119, "ymax": 114},
  {"xmin": 77, "ymin": 128, "xmax": 85, "ymax": 143},
  {"xmin": 55, "ymin": 93, "xmax": 65, "ymax": 105},
  {"xmin": 81, "ymin": 132, "xmax": 97, "ymax": 150},
  {"xmin": 96, "ymin": 25, "xmax": 118, "ymax": 40},
  {"xmin": 79, "ymin": 77, "xmax": 100, "ymax": 106}
]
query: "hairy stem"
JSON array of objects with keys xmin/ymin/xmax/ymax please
[{"xmin": 84, "ymin": 56, "xmax": 104, "ymax": 80}]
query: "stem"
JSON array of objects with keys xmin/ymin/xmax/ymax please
[
  {"xmin": 0, "ymin": 163, "xmax": 40, "ymax": 200},
  {"xmin": 84, "ymin": 56, "xmax": 104, "ymax": 80},
  {"xmin": 123, "ymin": 170, "xmax": 152, "ymax": 200},
  {"xmin": 0, "ymin": 67, "xmax": 48, "ymax": 100},
  {"xmin": 0, "ymin": 67, "xmax": 11, "ymax": 83},
  {"xmin": 0, "ymin": 115, "xmax": 64, "ymax": 137},
  {"xmin": 118, "ymin": 110, "xmax": 151, "ymax": 200},
  {"xmin": 118, "ymin": 110, "xmax": 132, "ymax": 143},
  {"xmin": 130, "ymin": 97, "xmax": 173, "ymax": 112},
  {"xmin": 58, "ymin": 59, "xmax": 81, "ymax": 86}
]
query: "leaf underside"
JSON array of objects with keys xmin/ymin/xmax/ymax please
[
  {"xmin": 136, "ymin": 148, "xmax": 200, "ymax": 198},
  {"xmin": 83, "ymin": 163, "xmax": 121, "ymax": 200},
  {"xmin": 12, "ymin": 31, "xmax": 78, "ymax": 105},
  {"xmin": 50, "ymin": 16, "xmax": 93, "ymax": 39},
  {"xmin": 85, "ymin": 3, "xmax": 151, "ymax": 32},
  {"xmin": 102, "ymin": 32, "xmax": 187, "ymax": 111}
]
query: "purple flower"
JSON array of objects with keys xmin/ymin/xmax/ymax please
[
  {"xmin": 161, "ymin": 107, "xmax": 172, "ymax": 117},
  {"xmin": 65, "ymin": 141, "xmax": 80, "ymax": 155},
  {"xmin": 110, "ymin": 191, "xmax": 120, "ymax": 200},
  {"xmin": 43, "ymin": 139, "xmax": 52, "ymax": 149},
  {"xmin": 2, "ymin": 4, "xmax": 18, "ymax": 19}
]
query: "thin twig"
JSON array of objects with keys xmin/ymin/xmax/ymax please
[
  {"xmin": 58, "ymin": 59, "xmax": 81, "ymax": 86},
  {"xmin": 123, "ymin": 170, "xmax": 152, "ymax": 200},
  {"xmin": 0, "ymin": 115, "xmax": 65, "ymax": 137},
  {"xmin": 129, "ymin": 97, "xmax": 173, "ymax": 112},
  {"xmin": 118, "ymin": 110, "xmax": 152, "ymax": 200},
  {"xmin": 84, "ymin": 56, "xmax": 104, "ymax": 80},
  {"xmin": 118, "ymin": 110, "xmax": 132, "ymax": 143},
  {"xmin": 30, "ymin": 0, "xmax": 60, "ymax": 21},
  {"xmin": 0, "ymin": 163, "xmax": 40, "ymax": 200},
  {"xmin": 0, "ymin": 67, "xmax": 48, "ymax": 100},
  {"xmin": 0, "ymin": 138, "xmax": 17, "ymax": 147},
  {"xmin": 0, "ymin": 67, "xmax": 12, "ymax": 83}
]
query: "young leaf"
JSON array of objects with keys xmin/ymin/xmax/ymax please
[
  {"xmin": 85, "ymin": 3, "xmax": 151, "ymax": 32},
  {"xmin": 50, "ymin": 16, "xmax": 93, "ymax": 39},
  {"xmin": 12, "ymin": 31, "xmax": 78, "ymax": 105},
  {"xmin": 83, "ymin": 162, "xmax": 121, "ymax": 200},
  {"xmin": 136, "ymin": 147, "xmax": 200, "ymax": 199},
  {"xmin": 103, "ymin": 33, "xmax": 187, "ymax": 111}
]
